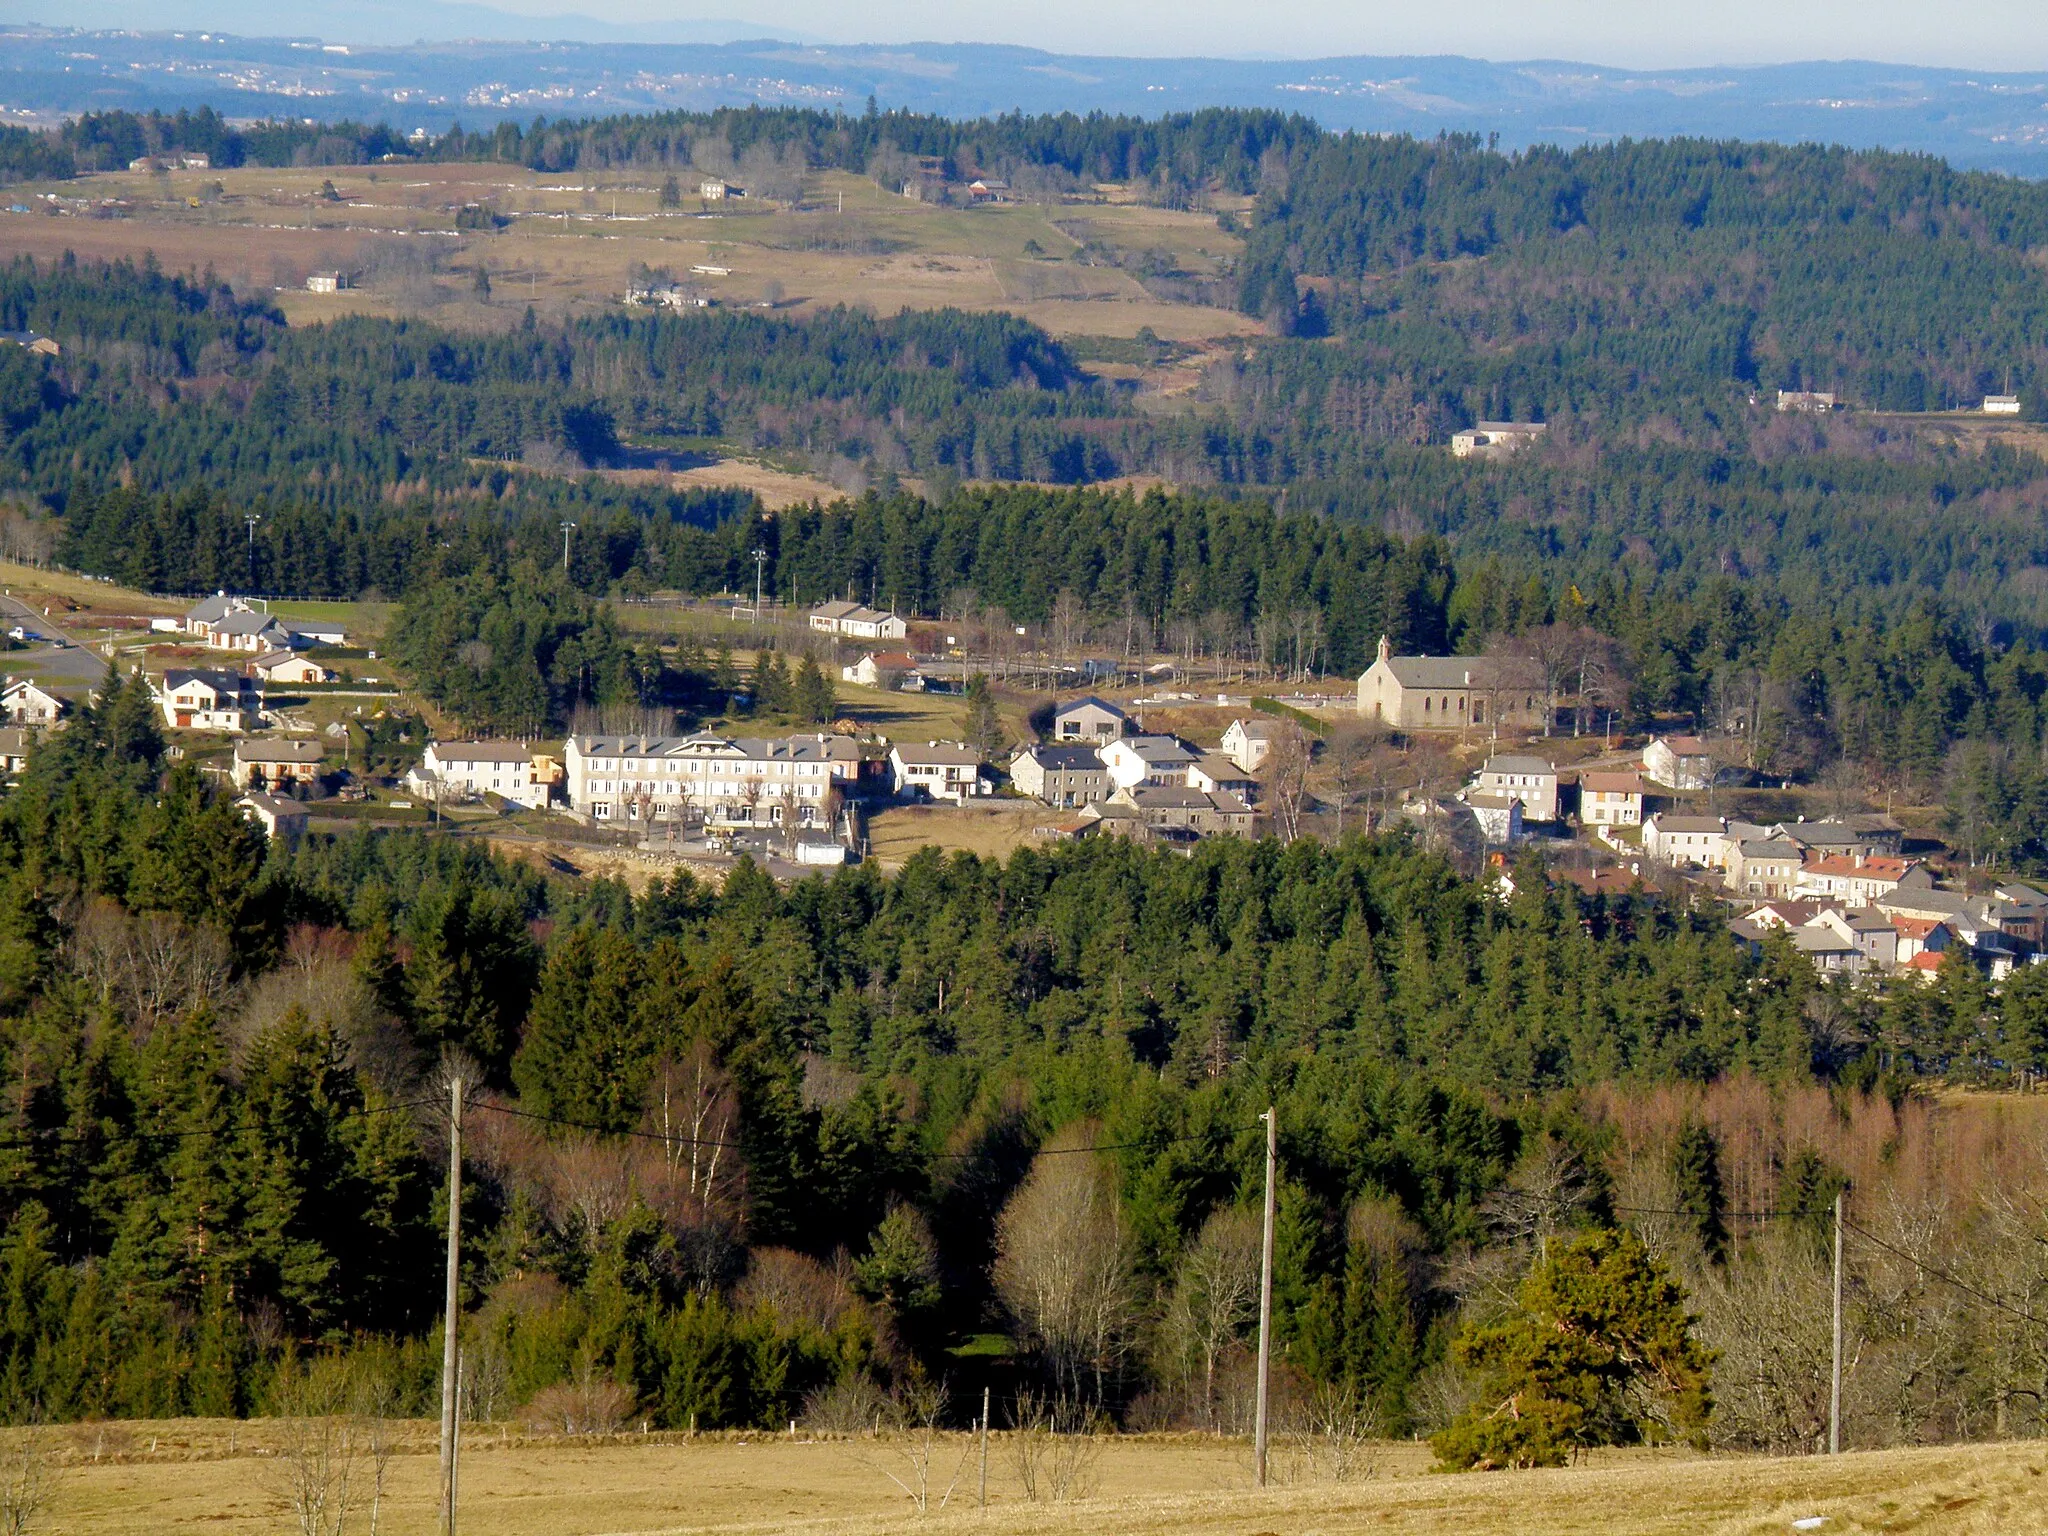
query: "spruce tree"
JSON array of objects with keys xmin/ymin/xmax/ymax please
[{"xmin": 1669, "ymin": 1120, "xmax": 1728, "ymax": 1266}]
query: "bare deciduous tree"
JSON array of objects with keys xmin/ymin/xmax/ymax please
[
  {"xmin": 71, "ymin": 902, "xmax": 234, "ymax": 1039},
  {"xmin": 268, "ymin": 1361, "xmax": 367, "ymax": 1536},
  {"xmin": 1009, "ymin": 1391, "xmax": 1102, "ymax": 1501},
  {"xmin": 0, "ymin": 1425, "xmax": 56, "ymax": 1536},
  {"xmin": 993, "ymin": 1124, "xmax": 1137, "ymax": 1405},
  {"xmin": 1260, "ymin": 721, "xmax": 1316, "ymax": 842},
  {"xmin": 1162, "ymin": 1207, "xmax": 1261, "ymax": 1427}
]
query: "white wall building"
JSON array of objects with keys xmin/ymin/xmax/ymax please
[
  {"xmin": 1100, "ymin": 736, "xmax": 1199, "ymax": 791},
  {"xmin": 1643, "ymin": 735, "xmax": 1717, "ymax": 792},
  {"xmin": 565, "ymin": 732, "xmax": 861, "ymax": 827},
  {"xmin": 1220, "ymin": 718, "xmax": 1276, "ymax": 773},
  {"xmin": 809, "ymin": 602, "xmax": 909, "ymax": 641},
  {"xmin": 415, "ymin": 741, "xmax": 551, "ymax": 809},
  {"xmin": 1473, "ymin": 754, "xmax": 1559, "ymax": 822},
  {"xmin": 888, "ymin": 742, "xmax": 987, "ymax": 803},
  {"xmin": 0, "ymin": 680, "xmax": 66, "ymax": 726},
  {"xmin": 1642, "ymin": 813, "xmax": 1731, "ymax": 869},
  {"xmin": 156, "ymin": 669, "xmax": 257, "ymax": 733}
]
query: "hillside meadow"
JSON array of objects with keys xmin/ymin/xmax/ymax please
[{"xmin": 24, "ymin": 1424, "xmax": 2043, "ymax": 1535}]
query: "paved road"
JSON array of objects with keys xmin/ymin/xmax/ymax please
[{"xmin": 0, "ymin": 593, "xmax": 114, "ymax": 690}]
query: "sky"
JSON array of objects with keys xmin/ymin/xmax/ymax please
[{"xmin": 21, "ymin": 0, "xmax": 2048, "ymax": 66}]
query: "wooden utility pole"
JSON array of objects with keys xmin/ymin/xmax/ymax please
[
  {"xmin": 439, "ymin": 1071, "xmax": 466, "ymax": 1535},
  {"xmin": 1830, "ymin": 1188, "xmax": 1844, "ymax": 1456},
  {"xmin": 1254, "ymin": 1105, "xmax": 1277, "ymax": 1489}
]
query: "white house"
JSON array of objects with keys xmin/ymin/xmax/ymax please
[
  {"xmin": 1051, "ymin": 697, "xmax": 1131, "ymax": 745},
  {"xmin": 209, "ymin": 610, "xmax": 295, "ymax": 653},
  {"xmin": 283, "ymin": 618, "xmax": 348, "ymax": 647},
  {"xmin": 1643, "ymin": 735, "xmax": 1717, "ymax": 792},
  {"xmin": 1473, "ymin": 754, "xmax": 1559, "ymax": 822},
  {"xmin": 1793, "ymin": 855, "xmax": 1916, "ymax": 907},
  {"xmin": 841, "ymin": 651, "xmax": 921, "ymax": 689},
  {"xmin": 1578, "ymin": 770, "xmax": 1645, "ymax": 827},
  {"xmin": 156, "ymin": 669, "xmax": 257, "ymax": 733},
  {"xmin": 809, "ymin": 601, "xmax": 908, "ymax": 641},
  {"xmin": 1220, "ymin": 718, "xmax": 1277, "ymax": 773},
  {"xmin": 1642, "ymin": 813, "xmax": 1730, "ymax": 869},
  {"xmin": 1777, "ymin": 390, "xmax": 1837, "ymax": 413},
  {"xmin": 888, "ymin": 742, "xmax": 988, "ymax": 803},
  {"xmin": 415, "ymin": 740, "xmax": 551, "ymax": 809},
  {"xmin": 1464, "ymin": 794, "xmax": 1525, "ymax": 844},
  {"xmin": 252, "ymin": 651, "xmax": 334, "ymax": 686},
  {"xmin": 184, "ymin": 594, "xmax": 249, "ymax": 638},
  {"xmin": 0, "ymin": 680, "xmax": 66, "ymax": 726},
  {"xmin": 1186, "ymin": 753, "xmax": 1258, "ymax": 802},
  {"xmin": 239, "ymin": 791, "xmax": 310, "ymax": 843},
  {"xmin": 564, "ymin": 732, "xmax": 862, "ymax": 827},
  {"xmin": 1450, "ymin": 421, "xmax": 1547, "ymax": 459},
  {"xmin": 1985, "ymin": 395, "xmax": 2022, "ymax": 416},
  {"xmin": 1100, "ymin": 735, "xmax": 1199, "ymax": 791},
  {"xmin": 0, "ymin": 728, "xmax": 29, "ymax": 776}
]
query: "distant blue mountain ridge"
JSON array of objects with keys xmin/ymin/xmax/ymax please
[{"xmin": 4, "ymin": 22, "xmax": 2048, "ymax": 176}]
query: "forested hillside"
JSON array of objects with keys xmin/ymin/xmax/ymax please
[{"xmin": 1238, "ymin": 136, "xmax": 2048, "ymax": 422}]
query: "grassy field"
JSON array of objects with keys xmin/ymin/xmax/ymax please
[
  {"xmin": 26, "ymin": 1420, "xmax": 2045, "ymax": 1535},
  {"xmin": 866, "ymin": 801, "xmax": 1068, "ymax": 868},
  {"xmin": 11, "ymin": 163, "xmax": 1260, "ymax": 350}
]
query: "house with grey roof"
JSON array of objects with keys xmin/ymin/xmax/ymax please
[
  {"xmin": 888, "ymin": 741, "xmax": 987, "ymax": 802},
  {"xmin": 1355, "ymin": 636, "xmax": 1545, "ymax": 732},
  {"xmin": 1474, "ymin": 754, "xmax": 1560, "ymax": 822},
  {"xmin": 565, "ymin": 731, "xmax": 863, "ymax": 827},
  {"xmin": 1051, "ymin": 696, "xmax": 1131, "ymax": 745},
  {"xmin": 1009, "ymin": 743, "xmax": 1109, "ymax": 807},
  {"xmin": 1100, "ymin": 735, "xmax": 1200, "ymax": 790}
]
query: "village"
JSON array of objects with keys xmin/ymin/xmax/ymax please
[{"xmin": 0, "ymin": 573, "xmax": 2029, "ymax": 993}]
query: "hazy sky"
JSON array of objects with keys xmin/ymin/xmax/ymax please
[{"xmin": 435, "ymin": 0, "xmax": 2048, "ymax": 66}]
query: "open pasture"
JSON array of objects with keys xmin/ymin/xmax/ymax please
[
  {"xmin": 2, "ymin": 164, "xmax": 1260, "ymax": 347},
  {"xmin": 26, "ymin": 1421, "xmax": 2044, "ymax": 1536}
]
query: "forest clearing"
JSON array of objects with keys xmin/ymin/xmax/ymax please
[{"xmin": 23, "ymin": 1426, "xmax": 2040, "ymax": 1534}]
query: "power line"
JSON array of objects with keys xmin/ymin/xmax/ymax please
[
  {"xmin": 466, "ymin": 1098, "xmax": 1267, "ymax": 1160},
  {"xmin": 1841, "ymin": 1215, "xmax": 2048, "ymax": 1332},
  {"xmin": 1617, "ymin": 1203, "xmax": 2048, "ymax": 1332},
  {"xmin": 1613, "ymin": 1204, "xmax": 1833, "ymax": 1220},
  {"xmin": 0, "ymin": 1094, "xmax": 441, "ymax": 1154}
]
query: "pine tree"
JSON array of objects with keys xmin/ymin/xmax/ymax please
[
  {"xmin": 1669, "ymin": 1120, "xmax": 1728, "ymax": 1265},
  {"xmin": 1432, "ymin": 1227, "xmax": 1714, "ymax": 1469},
  {"xmin": 793, "ymin": 654, "xmax": 835, "ymax": 724},
  {"xmin": 962, "ymin": 673, "xmax": 1003, "ymax": 756}
]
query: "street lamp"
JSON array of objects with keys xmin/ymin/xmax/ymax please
[
  {"xmin": 559, "ymin": 521, "xmax": 577, "ymax": 573},
  {"xmin": 244, "ymin": 514, "xmax": 261, "ymax": 591},
  {"xmin": 751, "ymin": 547, "xmax": 768, "ymax": 623}
]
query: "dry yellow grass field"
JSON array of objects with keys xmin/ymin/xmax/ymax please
[
  {"xmin": 866, "ymin": 802, "xmax": 1067, "ymax": 868},
  {"xmin": 29, "ymin": 1421, "xmax": 2046, "ymax": 1536},
  {"xmin": 8, "ymin": 164, "xmax": 1259, "ymax": 347}
]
